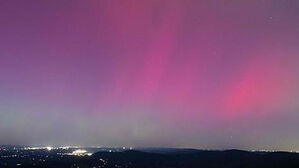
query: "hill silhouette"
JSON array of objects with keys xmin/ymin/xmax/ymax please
[
  {"xmin": 1, "ymin": 147, "xmax": 299, "ymax": 168},
  {"xmin": 91, "ymin": 149, "xmax": 299, "ymax": 168}
]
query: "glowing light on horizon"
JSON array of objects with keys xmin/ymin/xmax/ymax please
[
  {"xmin": 63, "ymin": 149, "xmax": 93, "ymax": 156},
  {"xmin": 46, "ymin": 146, "xmax": 53, "ymax": 151}
]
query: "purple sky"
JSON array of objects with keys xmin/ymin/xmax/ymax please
[{"xmin": 0, "ymin": 0, "xmax": 299, "ymax": 151}]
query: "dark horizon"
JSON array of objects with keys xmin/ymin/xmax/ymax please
[{"xmin": 1, "ymin": 145, "xmax": 299, "ymax": 168}]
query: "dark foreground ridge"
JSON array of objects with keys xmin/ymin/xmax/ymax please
[{"xmin": 1, "ymin": 146, "xmax": 299, "ymax": 168}]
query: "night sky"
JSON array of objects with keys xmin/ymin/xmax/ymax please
[{"xmin": 0, "ymin": 0, "xmax": 299, "ymax": 151}]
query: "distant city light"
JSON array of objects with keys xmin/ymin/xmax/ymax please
[
  {"xmin": 72, "ymin": 149, "xmax": 87, "ymax": 155},
  {"xmin": 46, "ymin": 146, "xmax": 53, "ymax": 151},
  {"xmin": 61, "ymin": 149, "xmax": 93, "ymax": 156}
]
